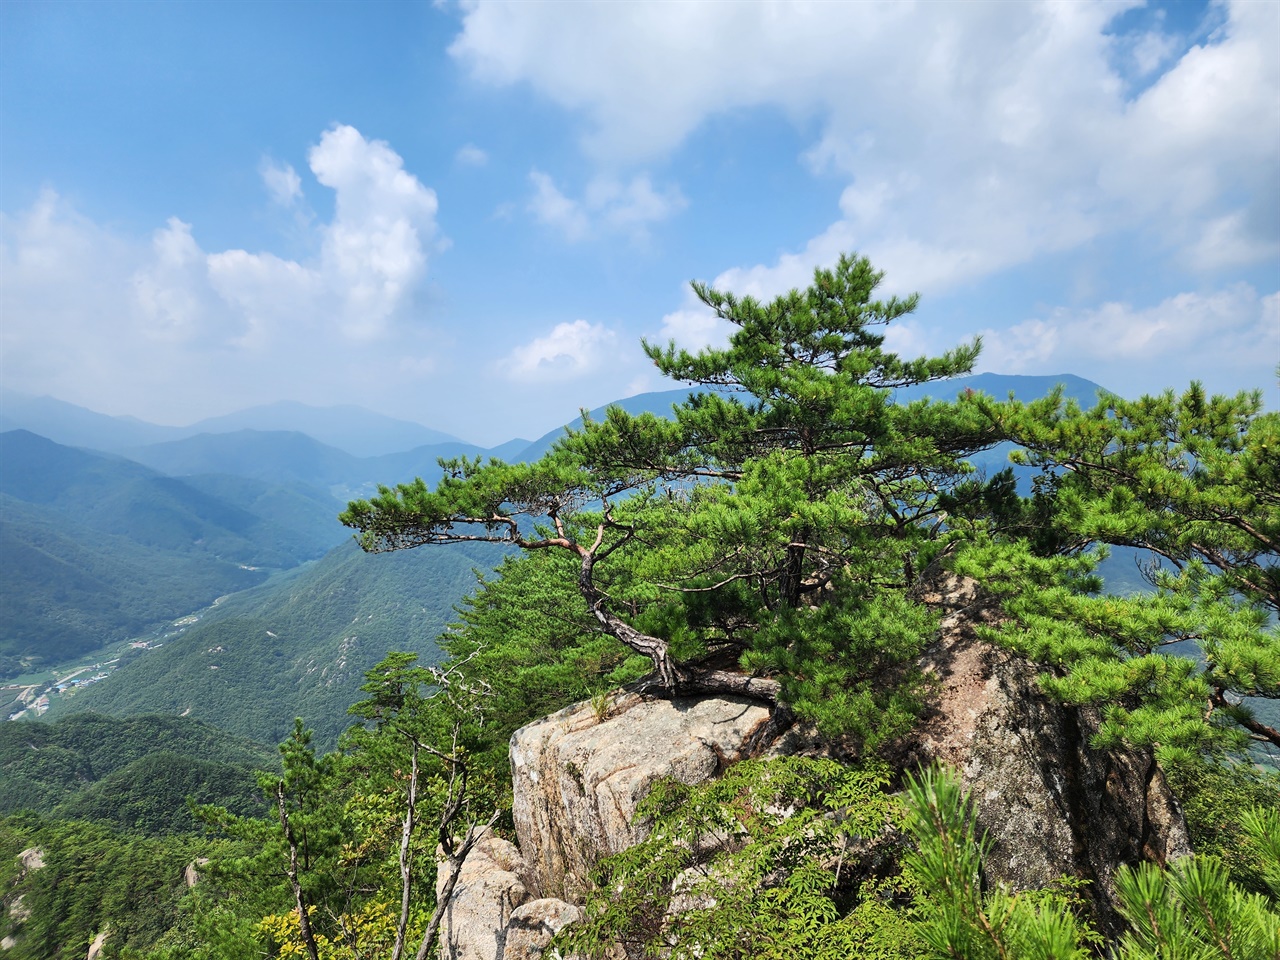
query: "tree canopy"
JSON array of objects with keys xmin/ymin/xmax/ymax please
[
  {"xmin": 9, "ymin": 253, "xmax": 1278, "ymax": 960},
  {"xmin": 952, "ymin": 384, "xmax": 1280, "ymax": 757},
  {"xmin": 342, "ymin": 253, "xmax": 995, "ymax": 738}
]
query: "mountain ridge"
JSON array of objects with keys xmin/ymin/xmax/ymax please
[{"xmin": 0, "ymin": 390, "xmax": 463, "ymax": 458}]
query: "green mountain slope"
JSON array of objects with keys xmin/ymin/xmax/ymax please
[
  {"xmin": 0, "ymin": 431, "xmax": 349, "ymax": 676},
  {"xmin": 176, "ymin": 473, "xmax": 347, "ymax": 557},
  {"xmin": 1, "ymin": 430, "xmax": 343, "ymax": 565},
  {"xmin": 0, "ymin": 494, "xmax": 264, "ymax": 674},
  {"xmin": 0, "ymin": 713, "xmax": 275, "ymax": 832},
  {"xmin": 48, "ymin": 539, "xmax": 508, "ymax": 749}
]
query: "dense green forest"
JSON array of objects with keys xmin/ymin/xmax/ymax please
[
  {"xmin": 0, "ymin": 430, "xmax": 347, "ymax": 676},
  {"xmin": 46, "ymin": 539, "xmax": 507, "ymax": 748},
  {"xmin": 0, "ymin": 715, "xmax": 277, "ymax": 957},
  {"xmin": 0, "ymin": 714, "xmax": 276, "ymax": 830},
  {"xmin": 2, "ymin": 255, "xmax": 1276, "ymax": 958}
]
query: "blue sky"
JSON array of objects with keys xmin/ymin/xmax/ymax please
[{"xmin": 2, "ymin": 0, "xmax": 1277, "ymax": 446}]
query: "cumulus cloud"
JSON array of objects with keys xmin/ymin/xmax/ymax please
[
  {"xmin": 502, "ymin": 319, "xmax": 617, "ymax": 381},
  {"xmin": 134, "ymin": 217, "xmax": 233, "ymax": 344},
  {"xmin": 1, "ymin": 126, "xmax": 443, "ymax": 421},
  {"xmin": 453, "ymin": 1, "xmax": 1278, "ymax": 298},
  {"xmin": 977, "ymin": 284, "xmax": 1280, "ymax": 398},
  {"xmin": 145, "ymin": 124, "xmax": 441, "ymax": 346},
  {"xmin": 527, "ymin": 170, "xmax": 685, "ymax": 242}
]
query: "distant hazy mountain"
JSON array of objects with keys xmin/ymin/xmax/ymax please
[
  {"xmin": 515, "ymin": 387, "xmax": 706, "ymax": 462},
  {"xmin": 124, "ymin": 430, "xmax": 362, "ymax": 487},
  {"xmin": 0, "ymin": 430, "xmax": 346, "ymax": 676},
  {"xmin": 363, "ymin": 440, "xmax": 492, "ymax": 486},
  {"xmin": 123, "ymin": 431, "xmax": 500, "ymax": 501},
  {"xmin": 0, "ymin": 390, "xmax": 185, "ymax": 451},
  {"xmin": 487, "ymin": 437, "xmax": 534, "ymax": 461},
  {"xmin": 894, "ymin": 372, "xmax": 1108, "ymax": 407},
  {"xmin": 513, "ymin": 374, "xmax": 1110, "ymax": 463},
  {"xmin": 51, "ymin": 539, "xmax": 508, "ymax": 749},
  {"xmin": 186, "ymin": 400, "xmax": 461, "ymax": 458},
  {"xmin": 0, "ymin": 390, "xmax": 463, "ymax": 458}
]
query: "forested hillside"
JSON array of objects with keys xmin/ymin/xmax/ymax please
[
  {"xmin": 47, "ymin": 539, "xmax": 507, "ymax": 748},
  {"xmin": 0, "ymin": 713, "xmax": 275, "ymax": 831},
  {"xmin": 0, "ymin": 715, "xmax": 283, "ymax": 958},
  {"xmin": 1, "ymin": 257, "xmax": 1275, "ymax": 959},
  {"xmin": 0, "ymin": 431, "xmax": 346, "ymax": 676}
]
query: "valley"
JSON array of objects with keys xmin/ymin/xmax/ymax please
[
  {"xmin": 2, "ymin": 591, "xmax": 235, "ymax": 723},
  {"xmin": 2, "ymin": 373, "xmax": 1275, "ymax": 960},
  {"xmin": 0, "ymin": 373, "xmax": 1145, "ymax": 741}
]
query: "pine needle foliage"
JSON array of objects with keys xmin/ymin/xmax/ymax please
[
  {"xmin": 953, "ymin": 383, "xmax": 1280, "ymax": 757},
  {"xmin": 901, "ymin": 767, "xmax": 1095, "ymax": 960},
  {"xmin": 903, "ymin": 767, "xmax": 1280, "ymax": 960},
  {"xmin": 342, "ymin": 253, "xmax": 998, "ymax": 739}
]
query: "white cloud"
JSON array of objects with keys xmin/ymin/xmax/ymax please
[
  {"xmin": 1, "ymin": 189, "xmax": 142, "ymax": 390},
  {"xmin": 260, "ymin": 159, "xmax": 303, "ymax": 206},
  {"xmin": 134, "ymin": 217, "xmax": 234, "ymax": 344},
  {"xmin": 588, "ymin": 174, "xmax": 686, "ymax": 231},
  {"xmin": 528, "ymin": 170, "xmax": 590, "ymax": 241},
  {"xmin": 1, "ymin": 126, "xmax": 445, "ymax": 421},
  {"xmin": 503, "ymin": 319, "xmax": 617, "ymax": 382},
  {"xmin": 528, "ymin": 170, "xmax": 685, "ymax": 242},
  {"xmin": 977, "ymin": 284, "xmax": 1280, "ymax": 398},
  {"xmin": 1127, "ymin": 30, "xmax": 1179, "ymax": 78},
  {"xmin": 193, "ymin": 124, "xmax": 440, "ymax": 344},
  {"xmin": 1190, "ymin": 211, "xmax": 1280, "ymax": 271},
  {"xmin": 455, "ymin": 143, "xmax": 489, "ymax": 166},
  {"xmin": 654, "ymin": 305, "xmax": 733, "ymax": 353},
  {"xmin": 452, "ymin": 0, "xmax": 1278, "ymax": 296}
]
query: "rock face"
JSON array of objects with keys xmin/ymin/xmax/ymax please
[
  {"xmin": 85, "ymin": 929, "xmax": 110, "ymax": 960},
  {"xmin": 903, "ymin": 570, "xmax": 1192, "ymax": 938},
  {"xmin": 503, "ymin": 899, "xmax": 583, "ymax": 960},
  {"xmin": 437, "ymin": 832, "xmax": 530, "ymax": 960},
  {"xmin": 438, "ymin": 571, "xmax": 1192, "ymax": 953},
  {"xmin": 434, "ymin": 831, "xmax": 585, "ymax": 960},
  {"xmin": 510, "ymin": 692, "xmax": 772, "ymax": 899}
]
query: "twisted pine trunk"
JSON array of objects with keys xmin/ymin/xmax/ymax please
[{"xmin": 577, "ymin": 550, "xmax": 781, "ymax": 705}]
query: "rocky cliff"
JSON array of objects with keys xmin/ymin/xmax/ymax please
[{"xmin": 435, "ymin": 572, "xmax": 1191, "ymax": 958}]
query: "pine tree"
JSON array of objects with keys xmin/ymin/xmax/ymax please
[
  {"xmin": 341, "ymin": 253, "xmax": 994, "ymax": 738},
  {"xmin": 952, "ymin": 384, "xmax": 1280, "ymax": 756}
]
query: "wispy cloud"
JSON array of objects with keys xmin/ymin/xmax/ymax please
[
  {"xmin": 455, "ymin": 1, "xmax": 1278, "ymax": 296},
  {"xmin": 528, "ymin": 171, "xmax": 590, "ymax": 242},
  {"xmin": 260, "ymin": 159, "xmax": 303, "ymax": 206},
  {"xmin": 455, "ymin": 143, "xmax": 489, "ymax": 167},
  {"xmin": 527, "ymin": 170, "xmax": 685, "ymax": 242},
  {"xmin": 977, "ymin": 285, "xmax": 1279, "ymax": 397}
]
